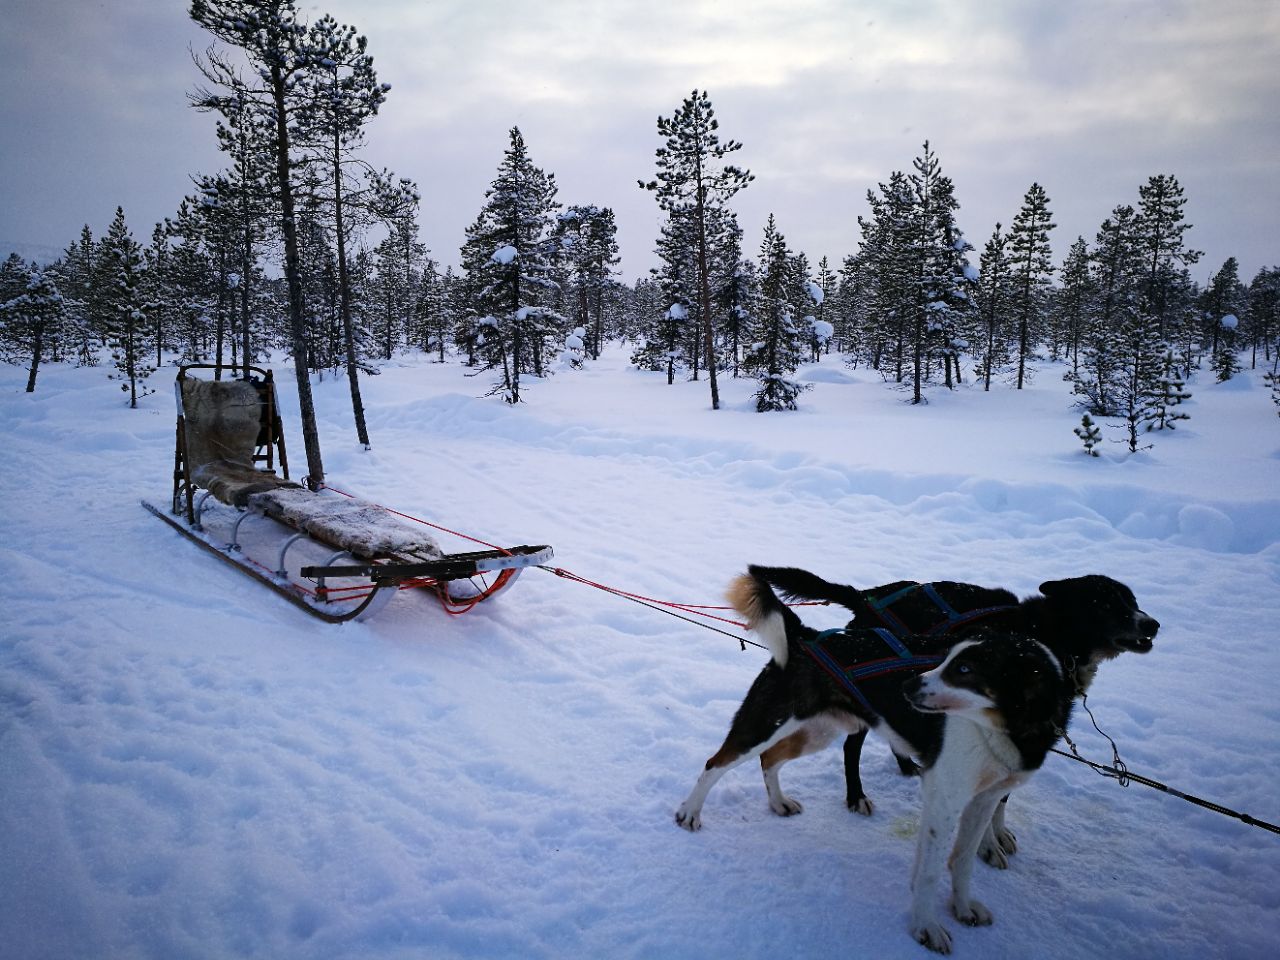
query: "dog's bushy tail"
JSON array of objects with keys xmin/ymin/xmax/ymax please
[
  {"xmin": 726, "ymin": 566, "xmax": 800, "ymax": 667},
  {"xmin": 749, "ymin": 564, "xmax": 864, "ymax": 614}
]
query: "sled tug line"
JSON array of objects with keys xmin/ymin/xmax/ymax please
[{"xmin": 142, "ymin": 364, "xmax": 551, "ymax": 623}]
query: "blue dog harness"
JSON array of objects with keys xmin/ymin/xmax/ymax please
[
  {"xmin": 802, "ymin": 626, "xmax": 944, "ymax": 710},
  {"xmin": 801, "ymin": 582, "xmax": 1015, "ymax": 709}
]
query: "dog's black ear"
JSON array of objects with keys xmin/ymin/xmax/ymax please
[{"xmin": 1038, "ymin": 579, "xmax": 1066, "ymax": 597}]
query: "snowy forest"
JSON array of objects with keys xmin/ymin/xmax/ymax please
[{"xmin": 3, "ymin": 0, "xmax": 1279, "ymax": 454}]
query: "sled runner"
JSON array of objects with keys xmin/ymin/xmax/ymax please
[{"xmin": 142, "ymin": 364, "xmax": 552, "ymax": 622}]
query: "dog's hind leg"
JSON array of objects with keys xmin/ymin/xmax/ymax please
[
  {"xmin": 842, "ymin": 731, "xmax": 875, "ymax": 815},
  {"xmin": 759, "ymin": 729, "xmax": 818, "ymax": 816},
  {"xmin": 675, "ymin": 719, "xmax": 805, "ymax": 831}
]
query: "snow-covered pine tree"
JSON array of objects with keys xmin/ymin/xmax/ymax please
[
  {"xmin": 1007, "ymin": 182, "xmax": 1055, "ymax": 389},
  {"xmin": 1212, "ymin": 313, "xmax": 1241, "ymax": 382},
  {"xmin": 1201, "ymin": 257, "xmax": 1244, "ymax": 375},
  {"xmin": 100, "ymin": 208, "xmax": 156, "ymax": 408},
  {"xmin": 140, "ymin": 223, "xmax": 173, "ymax": 371},
  {"xmin": 1135, "ymin": 174, "xmax": 1201, "ymax": 345},
  {"xmin": 1114, "ymin": 304, "xmax": 1163, "ymax": 452},
  {"xmin": 0, "ymin": 254, "xmax": 29, "ymax": 309},
  {"xmin": 1265, "ymin": 369, "xmax": 1280, "ymax": 418},
  {"xmin": 555, "ymin": 205, "xmax": 620, "ymax": 361},
  {"xmin": 57, "ymin": 226, "xmax": 105, "ymax": 366},
  {"xmin": 1073, "ymin": 413, "xmax": 1102, "ymax": 456},
  {"xmin": 806, "ymin": 256, "xmax": 835, "ymax": 362},
  {"xmin": 911, "ymin": 143, "xmax": 975, "ymax": 397},
  {"xmin": 832, "ymin": 252, "xmax": 869, "ymax": 363},
  {"xmin": 1052, "ymin": 237, "xmax": 1092, "ymax": 374},
  {"xmin": 713, "ymin": 220, "xmax": 752, "ymax": 377},
  {"xmin": 201, "ymin": 85, "xmax": 276, "ymax": 378},
  {"xmin": 743, "ymin": 215, "xmax": 811, "ymax": 412},
  {"xmin": 975, "ymin": 223, "xmax": 1012, "ymax": 390},
  {"xmin": 641, "ymin": 90, "xmax": 752, "ymax": 410},
  {"xmin": 413, "ymin": 261, "xmax": 451, "ymax": 362},
  {"xmin": 463, "ymin": 127, "xmax": 564, "ymax": 403},
  {"xmin": 1073, "ymin": 205, "xmax": 1142, "ymax": 416},
  {"xmin": 162, "ymin": 198, "xmax": 218, "ymax": 365},
  {"xmin": 1246, "ymin": 266, "xmax": 1280, "ymax": 369},
  {"xmin": 856, "ymin": 171, "xmax": 915, "ymax": 382},
  {"xmin": 0, "ymin": 265, "xmax": 65, "ymax": 393},
  {"xmin": 1147, "ymin": 348, "xmax": 1191, "ymax": 430},
  {"xmin": 633, "ymin": 211, "xmax": 696, "ymax": 383}
]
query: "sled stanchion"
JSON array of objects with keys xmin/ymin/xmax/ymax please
[
  {"xmin": 275, "ymin": 532, "xmax": 307, "ymax": 579},
  {"xmin": 228, "ymin": 509, "xmax": 253, "ymax": 550},
  {"xmin": 194, "ymin": 490, "xmax": 215, "ymax": 531}
]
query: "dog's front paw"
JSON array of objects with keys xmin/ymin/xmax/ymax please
[
  {"xmin": 952, "ymin": 897, "xmax": 993, "ymax": 927},
  {"xmin": 978, "ymin": 837, "xmax": 1009, "ymax": 869},
  {"xmin": 995, "ymin": 826, "xmax": 1017, "ymax": 855},
  {"xmin": 674, "ymin": 804, "xmax": 702, "ymax": 832},
  {"xmin": 848, "ymin": 795, "xmax": 875, "ymax": 816},
  {"xmin": 911, "ymin": 918, "xmax": 953, "ymax": 954},
  {"xmin": 769, "ymin": 793, "xmax": 803, "ymax": 817}
]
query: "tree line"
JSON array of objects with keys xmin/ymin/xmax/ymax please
[{"xmin": 3, "ymin": 1, "xmax": 1278, "ymax": 472}]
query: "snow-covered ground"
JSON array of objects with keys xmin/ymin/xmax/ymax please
[{"xmin": 2, "ymin": 349, "xmax": 1277, "ymax": 959}]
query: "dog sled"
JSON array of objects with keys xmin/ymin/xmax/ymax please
[{"xmin": 141, "ymin": 364, "xmax": 552, "ymax": 622}]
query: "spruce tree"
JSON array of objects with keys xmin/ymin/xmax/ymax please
[
  {"xmin": 857, "ymin": 171, "xmax": 915, "ymax": 382},
  {"xmin": 555, "ymin": 205, "xmax": 620, "ymax": 361},
  {"xmin": 906, "ymin": 143, "xmax": 971, "ymax": 401},
  {"xmin": 641, "ymin": 90, "xmax": 752, "ymax": 410},
  {"xmin": 1073, "ymin": 414, "xmax": 1102, "ymax": 456},
  {"xmin": 463, "ymin": 127, "xmax": 563, "ymax": 403},
  {"xmin": 807, "ymin": 256, "xmax": 836, "ymax": 361},
  {"xmin": 201, "ymin": 87, "xmax": 276, "ymax": 377},
  {"xmin": 976, "ymin": 223, "xmax": 1012, "ymax": 390},
  {"xmin": 744, "ymin": 216, "xmax": 810, "ymax": 411},
  {"xmin": 1073, "ymin": 205, "xmax": 1142, "ymax": 416},
  {"xmin": 1053, "ymin": 237, "xmax": 1093, "ymax": 375},
  {"xmin": 1007, "ymin": 182, "xmax": 1055, "ymax": 389},
  {"xmin": 1212, "ymin": 313, "xmax": 1241, "ymax": 382},
  {"xmin": 1201, "ymin": 257, "xmax": 1244, "ymax": 367},
  {"xmin": 0, "ymin": 265, "xmax": 65, "ymax": 393},
  {"xmin": 714, "ymin": 221, "xmax": 752, "ymax": 377},
  {"xmin": 1135, "ymin": 174, "xmax": 1201, "ymax": 343},
  {"xmin": 633, "ymin": 212, "xmax": 696, "ymax": 383},
  {"xmin": 1246, "ymin": 267, "xmax": 1280, "ymax": 369},
  {"xmin": 101, "ymin": 208, "xmax": 156, "ymax": 408},
  {"xmin": 1147, "ymin": 348, "xmax": 1191, "ymax": 430},
  {"xmin": 58, "ymin": 227, "xmax": 104, "ymax": 365}
]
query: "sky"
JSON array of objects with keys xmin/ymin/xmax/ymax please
[{"xmin": 2, "ymin": 0, "xmax": 1277, "ymax": 284}]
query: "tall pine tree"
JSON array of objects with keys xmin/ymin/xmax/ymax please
[
  {"xmin": 641, "ymin": 90, "xmax": 752, "ymax": 410},
  {"xmin": 1007, "ymin": 182, "xmax": 1055, "ymax": 389}
]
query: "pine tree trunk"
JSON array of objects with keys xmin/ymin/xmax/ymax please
[
  {"xmin": 271, "ymin": 66, "xmax": 324, "ymax": 488},
  {"xmin": 332, "ymin": 132, "xmax": 371, "ymax": 449},
  {"xmin": 25, "ymin": 314, "xmax": 45, "ymax": 393},
  {"xmin": 695, "ymin": 191, "xmax": 719, "ymax": 409}
]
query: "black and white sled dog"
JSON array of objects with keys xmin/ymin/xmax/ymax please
[
  {"xmin": 749, "ymin": 565, "xmax": 1159, "ymax": 866},
  {"xmin": 674, "ymin": 567, "xmax": 1155, "ymax": 953}
]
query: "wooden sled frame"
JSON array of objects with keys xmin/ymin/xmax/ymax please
[{"xmin": 148, "ymin": 363, "xmax": 552, "ymax": 622}]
